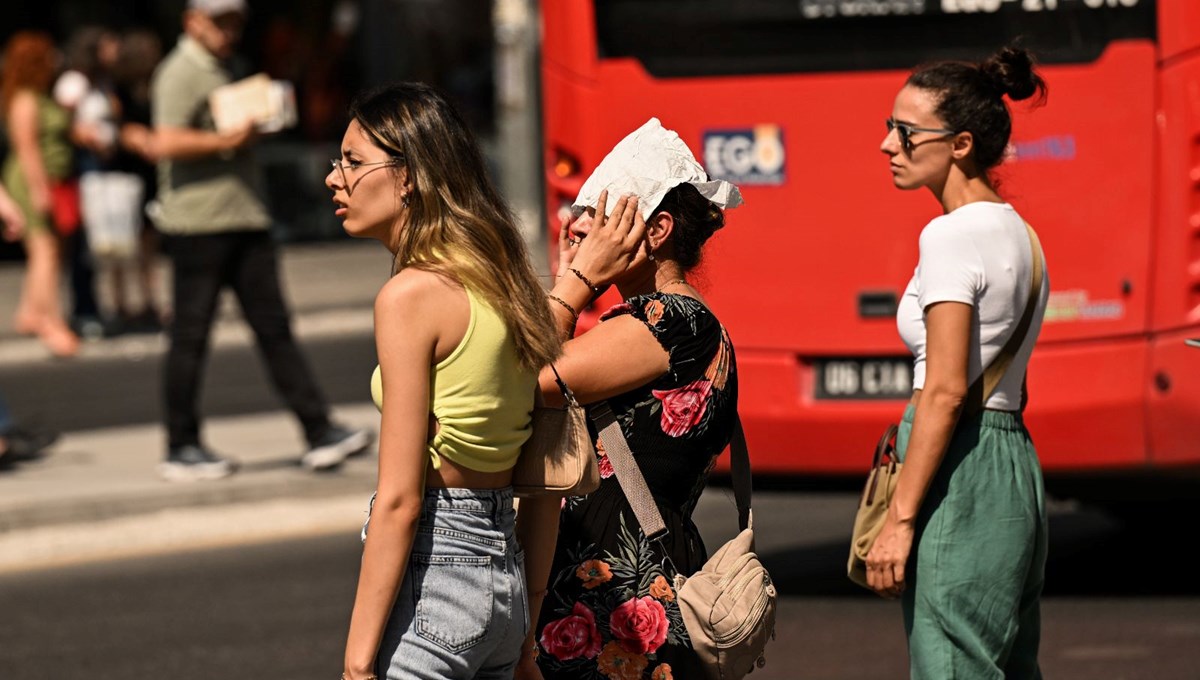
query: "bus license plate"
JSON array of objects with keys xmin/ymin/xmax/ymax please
[{"xmin": 814, "ymin": 358, "xmax": 912, "ymax": 400}]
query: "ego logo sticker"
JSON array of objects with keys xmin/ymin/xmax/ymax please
[{"xmin": 703, "ymin": 125, "xmax": 785, "ymax": 186}]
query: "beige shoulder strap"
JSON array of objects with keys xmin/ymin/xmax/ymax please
[
  {"xmin": 965, "ymin": 222, "xmax": 1045, "ymax": 415},
  {"xmin": 590, "ymin": 403, "xmax": 752, "ymax": 542}
]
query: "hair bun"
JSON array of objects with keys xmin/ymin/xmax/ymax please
[
  {"xmin": 981, "ymin": 46, "xmax": 1046, "ymax": 103},
  {"xmin": 703, "ymin": 206, "xmax": 725, "ymax": 235}
]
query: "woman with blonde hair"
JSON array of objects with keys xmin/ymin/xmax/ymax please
[
  {"xmin": 2, "ymin": 31, "xmax": 80, "ymax": 357},
  {"xmin": 326, "ymin": 82, "xmax": 560, "ymax": 680}
]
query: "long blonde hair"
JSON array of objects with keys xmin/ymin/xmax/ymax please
[{"xmin": 349, "ymin": 83, "xmax": 560, "ymax": 372}]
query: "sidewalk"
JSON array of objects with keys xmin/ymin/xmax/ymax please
[
  {"xmin": 0, "ymin": 240, "xmax": 389, "ymax": 572},
  {"xmin": 0, "ymin": 238, "xmax": 385, "ymax": 363},
  {"xmin": 0, "ymin": 404, "xmax": 381, "ymax": 572}
]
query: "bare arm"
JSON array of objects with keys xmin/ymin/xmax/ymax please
[
  {"xmin": 8, "ymin": 91, "xmax": 51, "ymax": 216},
  {"xmin": 893, "ymin": 301, "xmax": 971, "ymax": 519},
  {"xmin": 866, "ymin": 300, "xmax": 971, "ymax": 597},
  {"xmin": 0, "ymin": 184, "xmax": 25, "ymax": 241},
  {"xmin": 151, "ymin": 122, "xmax": 254, "ymax": 161},
  {"xmin": 538, "ymin": 312, "xmax": 669, "ymax": 406},
  {"xmin": 514, "ymin": 495, "xmax": 561, "ymax": 678},
  {"xmin": 342, "ymin": 272, "xmax": 443, "ymax": 679},
  {"xmin": 119, "ymin": 122, "xmax": 159, "ymax": 163}
]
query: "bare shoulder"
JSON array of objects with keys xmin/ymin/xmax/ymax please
[
  {"xmin": 375, "ymin": 268, "xmax": 461, "ymax": 313},
  {"xmin": 375, "ymin": 269, "xmax": 469, "ymax": 359},
  {"xmin": 8, "ymin": 90, "xmax": 37, "ymax": 118}
]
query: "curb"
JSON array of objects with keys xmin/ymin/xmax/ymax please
[{"xmin": 0, "ymin": 494, "xmax": 369, "ymax": 575}]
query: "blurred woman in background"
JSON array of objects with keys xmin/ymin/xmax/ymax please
[{"xmin": 2, "ymin": 31, "xmax": 80, "ymax": 357}]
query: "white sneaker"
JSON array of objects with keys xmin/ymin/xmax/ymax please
[
  {"xmin": 160, "ymin": 445, "xmax": 236, "ymax": 481},
  {"xmin": 301, "ymin": 426, "xmax": 374, "ymax": 470}
]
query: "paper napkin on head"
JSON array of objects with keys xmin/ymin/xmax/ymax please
[{"xmin": 573, "ymin": 118, "xmax": 744, "ymax": 220}]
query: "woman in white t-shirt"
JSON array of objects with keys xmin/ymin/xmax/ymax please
[{"xmin": 868, "ymin": 46, "xmax": 1051, "ymax": 679}]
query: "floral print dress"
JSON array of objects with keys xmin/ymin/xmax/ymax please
[{"xmin": 535, "ymin": 292, "xmax": 738, "ymax": 680}]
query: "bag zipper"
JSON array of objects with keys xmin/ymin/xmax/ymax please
[{"xmin": 711, "ymin": 573, "xmax": 773, "ymax": 647}]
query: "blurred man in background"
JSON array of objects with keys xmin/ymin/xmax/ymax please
[{"xmin": 151, "ymin": 0, "xmax": 371, "ymax": 481}]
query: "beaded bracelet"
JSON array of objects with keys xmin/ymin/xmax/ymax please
[
  {"xmin": 567, "ymin": 268, "xmax": 604, "ymax": 297},
  {"xmin": 547, "ymin": 294, "xmax": 579, "ymax": 323}
]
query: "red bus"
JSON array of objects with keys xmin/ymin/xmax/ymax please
[{"xmin": 540, "ymin": 1, "xmax": 1200, "ymax": 497}]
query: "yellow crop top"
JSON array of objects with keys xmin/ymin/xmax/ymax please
[{"xmin": 370, "ymin": 287, "xmax": 536, "ymax": 472}]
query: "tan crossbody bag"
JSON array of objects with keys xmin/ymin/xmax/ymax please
[{"xmin": 512, "ymin": 365, "xmax": 601, "ymax": 498}]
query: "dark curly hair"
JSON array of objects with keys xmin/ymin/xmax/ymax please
[
  {"xmin": 907, "ymin": 46, "xmax": 1048, "ymax": 172},
  {"xmin": 650, "ymin": 183, "xmax": 725, "ymax": 271}
]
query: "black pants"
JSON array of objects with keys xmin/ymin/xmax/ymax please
[
  {"xmin": 66, "ymin": 228, "xmax": 99, "ymax": 319},
  {"xmin": 164, "ymin": 230, "xmax": 330, "ymax": 450}
]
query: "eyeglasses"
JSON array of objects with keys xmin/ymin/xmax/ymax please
[
  {"xmin": 330, "ymin": 158, "xmax": 400, "ymax": 196},
  {"xmin": 886, "ymin": 119, "xmax": 957, "ymax": 154}
]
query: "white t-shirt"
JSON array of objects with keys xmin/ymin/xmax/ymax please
[{"xmin": 896, "ymin": 202, "xmax": 1049, "ymax": 411}]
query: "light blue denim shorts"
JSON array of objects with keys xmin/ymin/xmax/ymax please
[{"xmin": 364, "ymin": 487, "xmax": 528, "ymax": 680}]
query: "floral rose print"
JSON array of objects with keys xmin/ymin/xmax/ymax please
[
  {"xmin": 596, "ymin": 437, "xmax": 614, "ymax": 478},
  {"xmin": 540, "ymin": 602, "xmax": 602, "ymax": 661},
  {"xmin": 644, "ymin": 299, "xmax": 665, "ymax": 326},
  {"xmin": 652, "ymin": 379, "xmax": 714, "ymax": 437},
  {"xmin": 597, "ymin": 640, "xmax": 649, "ymax": 680},
  {"xmin": 705, "ymin": 328, "xmax": 732, "ymax": 391},
  {"xmin": 610, "ymin": 596, "xmax": 669, "ymax": 655},
  {"xmin": 598, "ymin": 453, "xmax": 615, "ymax": 478},
  {"xmin": 576, "ymin": 559, "xmax": 614, "ymax": 589},
  {"xmin": 649, "ymin": 575, "xmax": 675, "ymax": 602},
  {"xmin": 537, "ymin": 292, "xmax": 738, "ymax": 680},
  {"xmin": 600, "ymin": 301, "xmax": 636, "ymax": 321}
]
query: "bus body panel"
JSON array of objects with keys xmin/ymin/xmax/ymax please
[
  {"xmin": 1148, "ymin": 329, "xmax": 1200, "ymax": 465},
  {"xmin": 1152, "ymin": 51, "xmax": 1200, "ymax": 332},
  {"xmin": 541, "ymin": 1, "xmax": 597, "ymax": 77},
  {"xmin": 1149, "ymin": 30, "xmax": 1200, "ymax": 466},
  {"xmin": 734, "ymin": 339, "xmax": 1148, "ymax": 475},
  {"xmin": 1160, "ymin": 0, "xmax": 1200, "ymax": 62}
]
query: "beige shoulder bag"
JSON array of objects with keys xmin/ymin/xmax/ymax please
[{"xmin": 512, "ymin": 365, "xmax": 600, "ymax": 498}]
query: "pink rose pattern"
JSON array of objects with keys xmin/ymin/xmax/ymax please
[
  {"xmin": 600, "ymin": 301, "xmax": 636, "ymax": 321},
  {"xmin": 598, "ymin": 452, "xmax": 615, "ymax": 479},
  {"xmin": 652, "ymin": 379, "xmax": 714, "ymax": 438},
  {"xmin": 595, "ymin": 437, "xmax": 614, "ymax": 478},
  {"xmin": 537, "ymin": 513, "xmax": 691, "ymax": 678},
  {"xmin": 610, "ymin": 596, "xmax": 669, "ymax": 655},
  {"xmin": 539, "ymin": 602, "xmax": 602, "ymax": 661}
]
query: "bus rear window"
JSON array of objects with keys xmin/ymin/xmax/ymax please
[{"xmin": 594, "ymin": 0, "xmax": 1156, "ymax": 78}]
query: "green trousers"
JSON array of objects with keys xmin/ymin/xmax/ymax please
[{"xmin": 896, "ymin": 405, "xmax": 1048, "ymax": 679}]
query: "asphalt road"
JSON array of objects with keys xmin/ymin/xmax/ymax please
[{"xmin": 2, "ymin": 492, "xmax": 1197, "ymax": 680}]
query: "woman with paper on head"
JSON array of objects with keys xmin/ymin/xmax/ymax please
[{"xmin": 517, "ymin": 118, "xmax": 742, "ymax": 680}]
